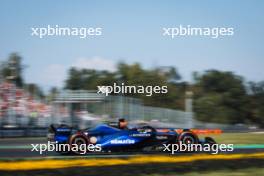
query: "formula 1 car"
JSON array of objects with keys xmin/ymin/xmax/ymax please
[{"xmin": 47, "ymin": 123, "xmax": 217, "ymax": 154}]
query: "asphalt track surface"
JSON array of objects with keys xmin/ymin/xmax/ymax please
[{"xmin": 0, "ymin": 137, "xmax": 264, "ymax": 159}]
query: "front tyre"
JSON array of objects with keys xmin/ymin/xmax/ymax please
[
  {"xmin": 176, "ymin": 132, "xmax": 199, "ymax": 152},
  {"xmin": 204, "ymin": 137, "xmax": 216, "ymax": 145},
  {"xmin": 178, "ymin": 132, "xmax": 199, "ymax": 145}
]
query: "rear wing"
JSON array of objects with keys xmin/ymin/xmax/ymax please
[{"xmin": 49, "ymin": 124, "xmax": 72, "ymax": 133}]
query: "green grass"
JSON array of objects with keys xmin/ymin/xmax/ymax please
[{"xmin": 200, "ymin": 132, "xmax": 264, "ymax": 144}]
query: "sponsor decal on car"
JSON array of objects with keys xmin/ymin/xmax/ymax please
[
  {"xmin": 56, "ymin": 128, "xmax": 71, "ymax": 132},
  {"xmin": 110, "ymin": 139, "xmax": 135, "ymax": 144},
  {"xmin": 130, "ymin": 133, "xmax": 151, "ymax": 137},
  {"xmin": 156, "ymin": 135, "xmax": 168, "ymax": 140}
]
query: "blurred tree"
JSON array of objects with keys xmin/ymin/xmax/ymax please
[
  {"xmin": 193, "ymin": 70, "xmax": 249, "ymax": 124},
  {"xmin": 1, "ymin": 53, "xmax": 25, "ymax": 87},
  {"xmin": 156, "ymin": 66, "xmax": 181, "ymax": 83},
  {"xmin": 65, "ymin": 68, "xmax": 83, "ymax": 90},
  {"xmin": 248, "ymin": 81, "xmax": 264, "ymax": 127},
  {"xmin": 64, "ymin": 63, "xmax": 185, "ymax": 110},
  {"xmin": 63, "ymin": 64, "xmax": 264, "ymax": 126}
]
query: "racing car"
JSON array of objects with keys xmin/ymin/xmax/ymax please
[{"xmin": 47, "ymin": 121, "xmax": 217, "ymax": 154}]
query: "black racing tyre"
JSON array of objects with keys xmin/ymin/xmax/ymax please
[
  {"xmin": 70, "ymin": 135, "xmax": 88, "ymax": 155},
  {"xmin": 178, "ymin": 132, "xmax": 199, "ymax": 145},
  {"xmin": 204, "ymin": 137, "xmax": 218, "ymax": 152},
  {"xmin": 205, "ymin": 137, "xmax": 216, "ymax": 145}
]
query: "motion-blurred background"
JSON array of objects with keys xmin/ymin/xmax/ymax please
[
  {"xmin": 0, "ymin": 53, "xmax": 263, "ymax": 136},
  {"xmin": 0, "ymin": 0, "xmax": 263, "ymax": 134},
  {"xmin": 0, "ymin": 1, "xmax": 264, "ymax": 175}
]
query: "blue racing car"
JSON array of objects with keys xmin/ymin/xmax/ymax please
[{"xmin": 47, "ymin": 119, "xmax": 216, "ymax": 154}]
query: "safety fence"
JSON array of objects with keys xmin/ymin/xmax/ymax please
[{"xmin": 0, "ymin": 90, "xmax": 250, "ymax": 137}]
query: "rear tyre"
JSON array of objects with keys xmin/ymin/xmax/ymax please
[{"xmin": 70, "ymin": 135, "xmax": 88, "ymax": 155}]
